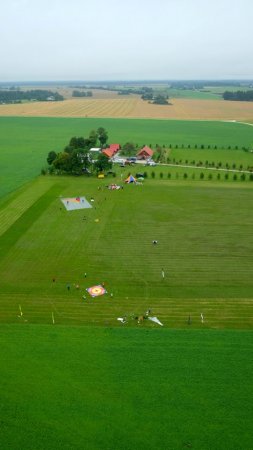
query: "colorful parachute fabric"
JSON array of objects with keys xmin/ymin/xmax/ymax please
[{"xmin": 86, "ymin": 285, "xmax": 107, "ymax": 297}]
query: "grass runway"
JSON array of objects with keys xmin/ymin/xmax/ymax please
[{"xmin": 0, "ymin": 176, "xmax": 253, "ymax": 329}]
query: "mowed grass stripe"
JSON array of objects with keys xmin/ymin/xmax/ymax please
[
  {"xmin": 0, "ymin": 178, "xmax": 55, "ymax": 236},
  {"xmin": 0, "ymin": 290, "xmax": 252, "ymax": 328},
  {"xmin": 0, "ymin": 183, "xmax": 64, "ymax": 259}
]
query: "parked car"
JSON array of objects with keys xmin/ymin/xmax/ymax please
[
  {"xmin": 113, "ymin": 158, "xmax": 125, "ymax": 164},
  {"xmin": 145, "ymin": 160, "xmax": 156, "ymax": 166},
  {"xmin": 126, "ymin": 157, "xmax": 137, "ymax": 163}
]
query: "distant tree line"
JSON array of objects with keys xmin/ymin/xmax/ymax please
[
  {"xmin": 0, "ymin": 90, "xmax": 64, "ymax": 104},
  {"xmin": 45, "ymin": 127, "xmax": 111, "ymax": 175},
  {"xmin": 223, "ymin": 90, "xmax": 253, "ymax": 101},
  {"xmin": 72, "ymin": 90, "xmax": 93, "ymax": 97}
]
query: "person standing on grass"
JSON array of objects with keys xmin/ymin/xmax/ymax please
[{"xmin": 161, "ymin": 268, "xmax": 165, "ymax": 279}]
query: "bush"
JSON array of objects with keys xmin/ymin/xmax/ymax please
[
  {"xmin": 167, "ymin": 173, "xmax": 171, "ymax": 179},
  {"xmin": 160, "ymin": 172, "xmax": 163, "ymax": 179},
  {"xmin": 151, "ymin": 171, "xmax": 155, "ymax": 178},
  {"xmin": 224, "ymin": 173, "xmax": 229, "ymax": 180},
  {"xmin": 233, "ymin": 174, "xmax": 237, "ymax": 181},
  {"xmin": 41, "ymin": 168, "xmax": 47, "ymax": 175},
  {"xmin": 143, "ymin": 172, "xmax": 148, "ymax": 178},
  {"xmin": 183, "ymin": 173, "xmax": 188, "ymax": 179},
  {"xmin": 240, "ymin": 173, "xmax": 246, "ymax": 181},
  {"xmin": 249, "ymin": 173, "xmax": 253, "ymax": 181},
  {"xmin": 217, "ymin": 173, "xmax": 221, "ymax": 180},
  {"xmin": 208, "ymin": 173, "xmax": 213, "ymax": 180},
  {"xmin": 200, "ymin": 172, "xmax": 204, "ymax": 179}
]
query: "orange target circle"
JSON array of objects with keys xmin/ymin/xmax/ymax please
[{"xmin": 87, "ymin": 285, "xmax": 106, "ymax": 297}]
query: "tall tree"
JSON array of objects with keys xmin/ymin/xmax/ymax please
[
  {"xmin": 47, "ymin": 151, "xmax": 57, "ymax": 165},
  {"xmin": 97, "ymin": 127, "xmax": 108, "ymax": 148},
  {"xmin": 95, "ymin": 153, "xmax": 112, "ymax": 172},
  {"xmin": 89, "ymin": 129, "xmax": 98, "ymax": 147}
]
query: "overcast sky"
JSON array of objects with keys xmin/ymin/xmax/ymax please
[{"xmin": 0, "ymin": 0, "xmax": 252, "ymax": 81}]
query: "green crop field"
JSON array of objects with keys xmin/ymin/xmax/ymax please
[
  {"xmin": 1, "ymin": 117, "xmax": 253, "ymax": 449},
  {"xmin": 166, "ymin": 88, "xmax": 221, "ymax": 100},
  {"xmin": 0, "ymin": 325, "xmax": 252, "ymax": 450},
  {"xmin": 1, "ymin": 117, "xmax": 253, "ymax": 199}
]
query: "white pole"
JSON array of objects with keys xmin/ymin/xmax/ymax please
[
  {"xmin": 52, "ymin": 312, "xmax": 55, "ymax": 324},
  {"xmin": 19, "ymin": 305, "xmax": 23, "ymax": 317}
]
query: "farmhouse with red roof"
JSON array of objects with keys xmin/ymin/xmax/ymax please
[
  {"xmin": 102, "ymin": 143, "xmax": 120, "ymax": 158},
  {"xmin": 137, "ymin": 146, "xmax": 154, "ymax": 160},
  {"xmin": 102, "ymin": 148, "xmax": 114, "ymax": 158}
]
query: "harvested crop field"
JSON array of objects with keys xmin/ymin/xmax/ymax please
[{"xmin": 1, "ymin": 97, "xmax": 253, "ymax": 121}]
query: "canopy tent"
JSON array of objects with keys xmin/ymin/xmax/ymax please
[{"xmin": 125, "ymin": 175, "xmax": 136, "ymax": 184}]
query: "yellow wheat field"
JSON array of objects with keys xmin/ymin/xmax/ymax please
[{"xmin": 1, "ymin": 97, "xmax": 253, "ymax": 121}]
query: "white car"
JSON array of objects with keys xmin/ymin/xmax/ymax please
[
  {"xmin": 146, "ymin": 160, "xmax": 156, "ymax": 166},
  {"xmin": 113, "ymin": 158, "xmax": 125, "ymax": 164}
]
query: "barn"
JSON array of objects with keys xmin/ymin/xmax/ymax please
[{"xmin": 137, "ymin": 146, "xmax": 153, "ymax": 160}]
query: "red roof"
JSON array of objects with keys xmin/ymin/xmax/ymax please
[
  {"xmin": 109, "ymin": 143, "xmax": 120, "ymax": 153},
  {"xmin": 137, "ymin": 146, "xmax": 153, "ymax": 157},
  {"xmin": 102, "ymin": 149, "xmax": 114, "ymax": 158}
]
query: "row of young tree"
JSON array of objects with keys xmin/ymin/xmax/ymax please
[
  {"xmin": 0, "ymin": 89, "xmax": 63, "ymax": 103},
  {"xmin": 46, "ymin": 128, "xmax": 112, "ymax": 175},
  {"xmin": 150, "ymin": 171, "xmax": 253, "ymax": 181}
]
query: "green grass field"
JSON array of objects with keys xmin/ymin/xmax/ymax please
[
  {"xmin": 1, "ymin": 175, "xmax": 253, "ymax": 328},
  {"xmin": 166, "ymin": 88, "xmax": 221, "ymax": 100},
  {"xmin": 1, "ymin": 116, "xmax": 253, "ymax": 199},
  {"xmin": 0, "ymin": 325, "xmax": 252, "ymax": 450},
  {"xmin": 1, "ymin": 117, "xmax": 253, "ymax": 449}
]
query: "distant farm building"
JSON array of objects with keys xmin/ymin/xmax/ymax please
[
  {"xmin": 89, "ymin": 147, "xmax": 101, "ymax": 153},
  {"xmin": 102, "ymin": 148, "xmax": 114, "ymax": 158},
  {"xmin": 137, "ymin": 146, "xmax": 153, "ymax": 160},
  {"xmin": 102, "ymin": 143, "xmax": 120, "ymax": 158}
]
